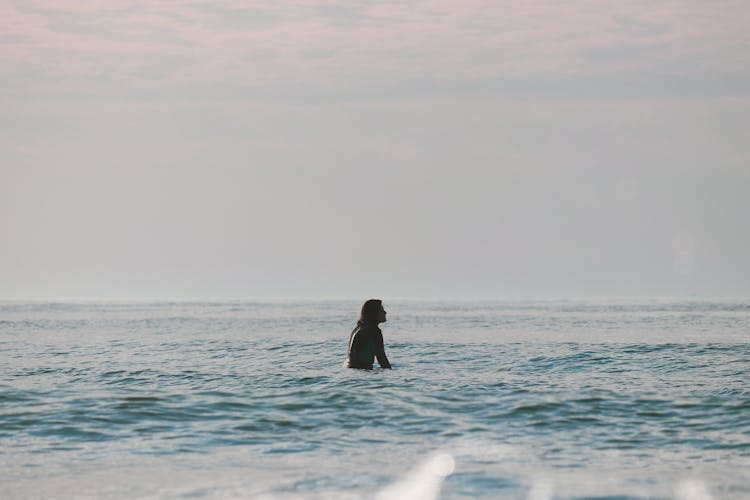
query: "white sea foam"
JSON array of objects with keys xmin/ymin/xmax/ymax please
[
  {"xmin": 376, "ymin": 453, "xmax": 455, "ymax": 500},
  {"xmin": 675, "ymin": 480, "xmax": 714, "ymax": 500},
  {"xmin": 526, "ymin": 479, "xmax": 554, "ymax": 500}
]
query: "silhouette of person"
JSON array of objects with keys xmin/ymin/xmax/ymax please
[{"xmin": 346, "ymin": 299, "xmax": 392, "ymax": 369}]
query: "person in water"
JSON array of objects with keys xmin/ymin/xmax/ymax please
[{"xmin": 346, "ymin": 299, "xmax": 392, "ymax": 369}]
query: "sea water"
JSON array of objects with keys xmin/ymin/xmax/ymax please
[{"xmin": 1, "ymin": 299, "xmax": 748, "ymax": 499}]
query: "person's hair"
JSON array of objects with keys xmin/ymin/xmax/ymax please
[{"xmin": 359, "ymin": 299, "xmax": 383, "ymax": 325}]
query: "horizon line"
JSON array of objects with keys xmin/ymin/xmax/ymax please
[{"xmin": 1, "ymin": 295, "xmax": 748, "ymax": 303}]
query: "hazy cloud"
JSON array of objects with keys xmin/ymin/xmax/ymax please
[{"xmin": 3, "ymin": 1, "xmax": 749, "ymax": 98}]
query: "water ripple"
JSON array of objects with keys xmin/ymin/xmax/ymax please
[{"xmin": 1, "ymin": 300, "xmax": 749, "ymax": 499}]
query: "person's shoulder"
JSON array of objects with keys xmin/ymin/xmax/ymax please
[{"xmin": 358, "ymin": 322, "xmax": 380, "ymax": 334}]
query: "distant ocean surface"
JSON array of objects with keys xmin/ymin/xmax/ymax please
[{"xmin": 1, "ymin": 299, "xmax": 748, "ymax": 499}]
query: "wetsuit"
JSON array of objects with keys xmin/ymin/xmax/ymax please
[{"xmin": 346, "ymin": 322, "xmax": 391, "ymax": 369}]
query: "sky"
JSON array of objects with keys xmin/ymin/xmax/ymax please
[{"xmin": 2, "ymin": 0, "xmax": 749, "ymax": 299}]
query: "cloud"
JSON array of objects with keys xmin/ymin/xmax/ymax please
[{"xmin": 1, "ymin": 0, "xmax": 749, "ymax": 99}]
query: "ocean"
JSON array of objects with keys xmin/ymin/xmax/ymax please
[{"xmin": 1, "ymin": 299, "xmax": 748, "ymax": 499}]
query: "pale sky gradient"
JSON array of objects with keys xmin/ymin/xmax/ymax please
[{"xmin": 2, "ymin": 1, "xmax": 749, "ymax": 299}]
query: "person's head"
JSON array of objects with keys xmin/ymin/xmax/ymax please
[{"xmin": 359, "ymin": 299, "xmax": 386, "ymax": 325}]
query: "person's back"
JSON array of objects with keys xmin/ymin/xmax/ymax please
[
  {"xmin": 346, "ymin": 322, "xmax": 390, "ymax": 369},
  {"xmin": 346, "ymin": 299, "xmax": 392, "ymax": 370}
]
